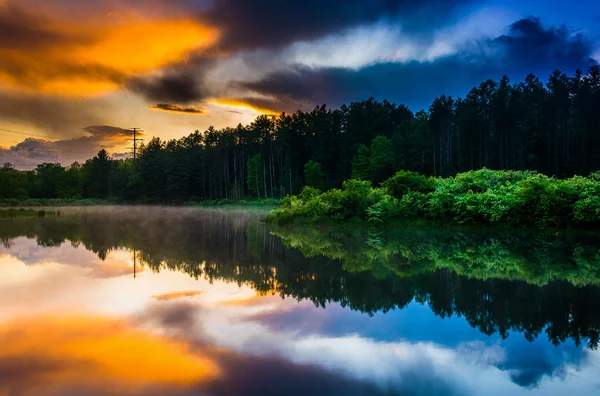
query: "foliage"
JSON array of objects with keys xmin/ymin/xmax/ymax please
[
  {"xmin": 367, "ymin": 135, "xmax": 395, "ymax": 183},
  {"xmin": 351, "ymin": 144, "xmax": 370, "ymax": 180},
  {"xmin": 304, "ymin": 160, "xmax": 326, "ymax": 191},
  {"xmin": 382, "ymin": 170, "xmax": 437, "ymax": 198},
  {"xmin": 268, "ymin": 169, "xmax": 600, "ymax": 227},
  {"xmin": 247, "ymin": 153, "xmax": 264, "ymax": 198}
]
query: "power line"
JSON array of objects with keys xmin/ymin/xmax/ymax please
[{"xmin": 0, "ymin": 128, "xmax": 64, "ymax": 141}]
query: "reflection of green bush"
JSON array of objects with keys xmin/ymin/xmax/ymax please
[
  {"xmin": 268, "ymin": 169, "xmax": 600, "ymax": 227},
  {"xmin": 270, "ymin": 224, "xmax": 600, "ymax": 287}
]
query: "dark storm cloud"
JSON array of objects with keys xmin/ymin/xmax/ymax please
[
  {"xmin": 201, "ymin": 0, "xmax": 471, "ymax": 51},
  {"xmin": 82, "ymin": 125, "xmax": 138, "ymax": 138},
  {"xmin": 494, "ymin": 16, "xmax": 595, "ymax": 70},
  {"xmin": 121, "ymin": 0, "xmax": 472, "ymax": 105},
  {"xmin": 237, "ymin": 60, "xmax": 483, "ymax": 112},
  {"xmin": 125, "ymin": 72, "xmax": 208, "ymax": 104},
  {"xmin": 123, "ymin": 53, "xmax": 218, "ymax": 103},
  {"xmin": 237, "ymin": 17, "xmax": 598, "ymax": 112}
]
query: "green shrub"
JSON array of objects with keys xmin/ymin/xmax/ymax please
[
  {"xmin": 397, "ymin": 192, "xmax": 430, "ymax": 218},
  {"xmin": 573, "ymin": 196, "xmax": 600, "ymax": 224},
  {"xmin": 299, "ymin": 186, "xmax": 321, "ymax": 202},
  {"xmin": 588, "ymin": 171, "xmax": 600, "ymax": 181},
  {"xmin": 342, "ymin": 179, "xmax": 373, "ymax": 218},
  {"xmin": 267, "ymin": 169, "xmax": 600, "ymax": 227},
  {"xmin": 383, "ymin": 170, "xmax": 436, "ymax": 198}
]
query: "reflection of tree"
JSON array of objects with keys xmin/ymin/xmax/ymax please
[{"xmin": 2, "ymin": 209, "xmax": 600, "ymax": 348}]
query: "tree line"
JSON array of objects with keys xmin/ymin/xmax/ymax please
[{"xmin": 1, "ymin": 66, "xmax": 599, "ymax": 203}]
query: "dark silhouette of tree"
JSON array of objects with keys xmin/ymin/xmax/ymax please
[{"xmin": 3, "ymin": 67, "xmax": 600, "ymax": 202}]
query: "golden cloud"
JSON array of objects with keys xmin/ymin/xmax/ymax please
[
  {"xmin": 0, "ymin": 3, "xmax": 220, "ymax": 97},
  {"xmin": 210, "ymin": 98, "xmax": 280, "ymax": 116},
  {"xmin": 0, "ymin": 316, "xmax": 220, "ymax": 394},
  {"xmin": 149, "ymin": 104, "xmax": 206, "ymax": 115}
]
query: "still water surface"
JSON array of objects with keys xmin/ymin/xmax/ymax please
[{"xmin": 1, "ymin": 207, "xmax": 600, "ymax": 395}]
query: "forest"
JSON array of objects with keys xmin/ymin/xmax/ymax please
[{"xmin": 1, "ymin": 66, "xmax": 600, "ymax": 204}]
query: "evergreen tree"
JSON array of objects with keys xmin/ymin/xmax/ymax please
[
  {"xmin": 304, "ymin": 160, "xmax": 326, "ymax": 190},
  {"xmin": 351, "ymin": 145, "xmax": 370, "ymax": 180}
]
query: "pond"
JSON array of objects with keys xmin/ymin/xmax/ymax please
[{"xmin": 1, "ymin": 207, "xmax": 599, "ymax": 395}]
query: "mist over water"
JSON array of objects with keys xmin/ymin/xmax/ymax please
[{"xmin": 1, "ymin": 207, "xmax": 600, "ymax": 395}]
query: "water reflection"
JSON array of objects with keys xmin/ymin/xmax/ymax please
[{"xmin": 1, "ymin": 207, "xmax": 600, "ymax": 395}]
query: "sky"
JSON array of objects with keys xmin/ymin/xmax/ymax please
[{"xmin": 0, "ymin": 0, "xmax": 598, "ymax": 168}]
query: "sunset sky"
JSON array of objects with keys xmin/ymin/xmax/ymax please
[{"xmin": 0, "ymin": 0, "xmax": 598, "ymax": 168}]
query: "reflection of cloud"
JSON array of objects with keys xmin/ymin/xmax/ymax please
[
  {"xmin": 0, "ymin": 238, "xmax": 135, "ymax": 277},
  {"xmin": 0, "ymin": 316, "xmax": 220, "ymax": 395},
  {"xmin": 152, "ymin": 291, "xmax": 203, "ymax": 301},
  {"xmin": 495, "ymin": 338, "xmax": 587, "ymax": 388},
  {"xmin": 88, "ymin": 262, "xmax": 137, "ymax": 279}
]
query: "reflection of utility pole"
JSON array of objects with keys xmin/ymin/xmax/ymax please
[{"xmin": 126, "ymin": 128, "xmax": 144, "ymax": 159}]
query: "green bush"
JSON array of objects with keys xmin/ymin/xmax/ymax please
[
  {"xmin": 383, "ymin": 170, "xmax": 436, "ymax": 198},
  {"xmin": 341, "ymin": 179, "xmax": 373, "ymax": 218},
  {"xmin": 266, "ymin": 169, "xmax": 600, "ymax": 227},
  {"xmin": 573, "ymin": 196, "xmax": 600, "ymax": 224}
]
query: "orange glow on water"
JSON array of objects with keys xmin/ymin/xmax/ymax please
[{"xmin": 0, "ymin": 316, "xmax": 220, "ymax": 394}]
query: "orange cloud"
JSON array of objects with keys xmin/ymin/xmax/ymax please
[
  {"xmin": 152, "ymin": 291, "xmax": 203, "ymax": 301},
  {"xmin": 0, "ymin": 316, "xmax": 219, "ymax": 394},
  {"xmin": 149, "ymin": 104, "xmax": 206, "ymax": 115},
  {"xmin": 0, "ymin": 4, "xmax": 220, "ymax": 97},
  {"xmin": 210, "ymin": 98, "xmax": 280, "ymax": 116}
]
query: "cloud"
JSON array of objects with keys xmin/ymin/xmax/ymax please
[
  {"xmin": 126, "ymin": 71, "xmax": 210, "ymax": 104},
  {"xmin": 0, "ymin": 93, "xmax": 112, "ymax": 136},
  {"xmin": 82, "ymin": 125, "xmax": 141, "ymax": 139},
  {"xmin": 237, "ymin": 17, "xmax": 598, "ymax": 111},
  {"xmin": 0, "ymin": 1, "xmax": 219, "ymax": 96},
  {"xmin": 149, "ymin": 104, "xmax": 206, "ymax": 115},
  {"xmin": 493, "ymin": 16, "xmax": 595, "ymax": 70},
  {"xmin": 199, "ymin": 0, "xmax": 472, "ymax": 52},
  {"xmin": 210, "ymin": 98, "xmax": 283, "ymax": 115},
  {"xmin": 0, "ymin": 125, "xmax": 133, "ymax": 168}
]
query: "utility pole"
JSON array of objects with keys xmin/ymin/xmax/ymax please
[{"xmin": 126, "ymin": 128, "xmax": 144, "ymax": 159}]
